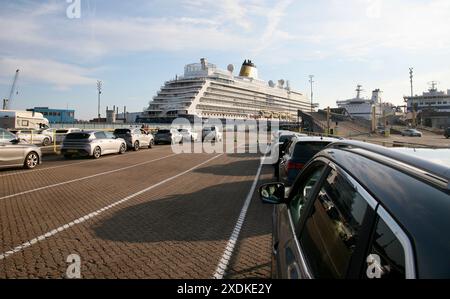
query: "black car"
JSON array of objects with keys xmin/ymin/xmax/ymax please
[
  {"xmin": 445, "ymin": 127, "xmax": 450, "ymax": 139},
  {"xmin": 260, "ymin": 140, "xmax": 450, "ymax": 279},
  {"xmin": 277, "ymin": 136, "xmax": 337, "ymax": 186}
]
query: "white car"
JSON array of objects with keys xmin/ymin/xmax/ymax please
[
  {"xmin": 178, "ymin": 128, "xmax": 199, "ymax": 142},
  {"xmin": 55, "ymin": 128, "xmax": 81, "ymax": 143},
  {"xmin": 202, "ymin": 126, "xmax": 223, "ymax": 142},
  {"xmin": 61, "ymin": 131, "xmax": 127, "ymax": 159},
  {"xmin": 10, "ymin": 129, "xmax": 54, "ymax": 146}
]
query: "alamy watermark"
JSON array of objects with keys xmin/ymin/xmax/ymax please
[
  {"xmin": 66, "ymin": 0, "xmax": 81, "ymax": 19},
  {"xmin": 168, "ymin": 118, "xmax": 283, "ymax": 165}
]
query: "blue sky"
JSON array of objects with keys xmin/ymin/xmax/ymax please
[{"xmin": 1, "ymin": 0, "xmax": 450, "ymax": 120}]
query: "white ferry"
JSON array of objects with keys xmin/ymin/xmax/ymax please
[{"xmin": 337, "ymin": 85, "xmax": 394, "ymax": 120}]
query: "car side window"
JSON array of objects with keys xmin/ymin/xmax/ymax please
[
  {"xmin": 289, "ymin": 163, "xmax": 326, "ymax": 227},
  {"xmin": 364, "ymin": 218, "xmax": 406, "ymax": 279},
  {"xmin": 299, "ymin": 168, "xmax": 370, "ymax": 278},
  {"xmin": 94, "ymin": 132, "xmax": 106, "ymax": 139}
]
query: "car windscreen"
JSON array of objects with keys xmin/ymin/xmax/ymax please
[
  {"xmin": 114, "ymin": 129, "xmax": 131, "ymax": 134},
  {"xmin": 157, "ymin": 130, "xmax": 170, "ymax": 134},
  {"xmin": 279, "ymin": 134, "xmax": 294, "ymax": 143},
  {"xmin": 66, "ymin": 133, "xmax": 91, "ymax": 140},
  {"xmin": 292, "ymin": 142, "xmax": 331, "ymax": 162}
]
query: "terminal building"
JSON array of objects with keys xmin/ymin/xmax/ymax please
[{"xmin": 27, "ymin": 107, "xmax": 75, "ymax": 123}]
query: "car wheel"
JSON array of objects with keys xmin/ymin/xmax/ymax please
[
  {"xmin": 148, "ymin": 139, "xmax": 154, "ymax": 148},
  {"xmin": 133, "ymin": 141, "xmax": 140, "ymax": 151},
  {"xmin": 64, "ymin": 154, "xmax": 72, "ymax": 159},
  {"xmin": 42, "ymin": 138, "xmax": 50, "ymax": 146},
  {"xmin": 24, "ymin": 152, "xmax": 39, "ymax": 169},
  {"xmin": 119, "ymin": 143, "xmax": 126, "ymax": 154},
  {"xmin": 92, "ymin": 146, "xmax": 101, "ymax": 159}
]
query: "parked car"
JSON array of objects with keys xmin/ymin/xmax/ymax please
[
  {"xmin": 154, "ymin": 129, "xmax": 183, "ymax": 145},
  {"xmin": 277, "ymin": 136, "xmax": 338, "ymax": 186},
  {"xmin": 10, "ymin": 129, "xmax": 53, "ymax": 146},
  {"xmin": 113, "ymin": 128, "xmax": 154, "ymax": 151},
  {"xmin": 178, "ymin": 128, "xmax": 199, "ymax": 142},
  {"xmin": 55, "ymin": 128, "xmax": 81, "ymax": 143},
  {"xmin": 401, "ymin": 128, "xmax": 422, "ymax": 137},
  {"xmin": 445, "ymin": 127, "xmax": 450, "ymax": 139},
  {"xmin": 0, "ymin": 128, "xmax": 42, "ymax": 169},
  {"xmin": 269, "ymin": 131, "xmax": 308, "ymax": 165},
  {"xmin": 61, "ymin": 131, "xmax": 127, "ymax": 159},
  {"xmin": 202, "ymin": 126, "xmax": 222, "ymax": 142},
  {"xmin": 260, "ymin": 140, "xmax": 450, "ymax": 279}
]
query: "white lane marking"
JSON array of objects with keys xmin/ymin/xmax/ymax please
[
  {"xmin": 212, "ymin": 156, "xmax": 264, "ymax": 279},
  {"xmin": 0, "ymin": 153, "xmax": 178, "ymax": 201},
  {"xmin": 0, "ymin": 147, "xmax": 168, "ymax": 178},
  {"xmin": 0, "ymin": 154, "xmax": 223, "ymax": 261}
]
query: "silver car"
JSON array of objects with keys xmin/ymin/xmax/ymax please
[
  {"xmin": 113, "ymin": 128, "xmax": 154, "ymax": 151},
  {"xmin": 61, "ymin": 131, "xmax": 127, "ymax": 159},
  {"xmin": 10, "ymin": 129, "xmax": 53, "ymax": 146},
  {"xmin": 401, "ymin": 128, "xmax": 422, "ymax": 137},
  {"xmin": 0, "ymin": 128, "xmax": 42, "ymax": 169}
]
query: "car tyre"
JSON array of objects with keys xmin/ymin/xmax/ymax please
[
  {"xmin": 42, "ymin": 138, "xmax": 50, "ymax": 146},
  {"xmin": 92, "ymin": 146, "xmax": 101, "ymax": 159},
  {"xmin": 24, "ymin": 152, "xmax": 39, "ymax": 169},
  {"xmin": 119, "ymin": 143, "xmax": 126, "ymax": 154},
  {"xmin": 148, "ymin": 139, "xmax": 154, "ymax": 148},
  {"xmin": 64, "ymin": 154, "xmax": 72, "ymax": 159},
  {"xmin": 133, "ymin": 141, "xmax": 140, "ymax": 151}
]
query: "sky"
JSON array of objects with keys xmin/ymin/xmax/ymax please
[{"xmin": 1, "ymin": 0, "xmax": 450, "ymax": 120}]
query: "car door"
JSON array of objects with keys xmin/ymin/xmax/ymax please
[
  {"xmin": 295, "ymin": 164, "xmax": 376, "ymax": 278},
  {"xmin": 94, "ymin": 132, "xmax": 109, "ymax": 153},
  {"xmin": 0, "ymin": 131, "xmax": 24, "ymax": 167},
  {"xmin": 274, "ymin": 161, "xmax": 328, "ymax": 278}
]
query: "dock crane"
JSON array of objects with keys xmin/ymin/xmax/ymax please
[{"xmin": 2, "ymin": 69, "xmax": 20, "ymax": 110}]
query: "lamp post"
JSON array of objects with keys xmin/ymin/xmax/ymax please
[
  {"xmin": 309, "ymin": 75, "xmax": 314, "ymax": 112},
  {"xmin": 97, "ymin": 80, "xmax": 102, "ymax": 123}
]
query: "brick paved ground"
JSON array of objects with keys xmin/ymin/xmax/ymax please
[{"xmin": 0, "ymin": 145, "xmax": 275, "ymax": 279}]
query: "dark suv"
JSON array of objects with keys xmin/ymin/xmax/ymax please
[{"xmin": 260, "ymin": 140, "xmax": 450, "ymax": 279}]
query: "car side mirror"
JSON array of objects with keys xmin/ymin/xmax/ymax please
[
  {"xmin": 11, "ymin": 138, "xmax": 20, "ymax": 144},
  {"xmin": 259, "ymin": 183, "xmax": 286, "ymax": 205}
]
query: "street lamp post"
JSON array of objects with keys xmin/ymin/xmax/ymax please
[
  {"xmin": 309, "ymin": 75, "xmax": 314, "ymax": 113},
  {"xmin": 97, "ymin": 80, "xmax": 102, "ymax": 123}
]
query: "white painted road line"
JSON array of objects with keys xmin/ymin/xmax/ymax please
[
  {"xmin": 0, "ymin": 147, "xmax": 168, "ymax": 178},
  {"xmin": 0, "ymin": 154, "xmax": 224, "ymax": 261},
  {"xmin": 0, "ymin": 153, "xmax": 178, "ymax": 201},
  {"xmin": 212, "ymin": 156, "xmax": 264, "ymax": 279}
]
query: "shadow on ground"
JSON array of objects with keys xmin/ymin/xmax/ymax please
[{"xmin": 92, "ymin": 180, "xmax": 272, "ymax": 243}]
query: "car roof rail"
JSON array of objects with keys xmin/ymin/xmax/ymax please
[{"xmin": 327, "ymin": 140, "xmax": 450, "ymax": 190}]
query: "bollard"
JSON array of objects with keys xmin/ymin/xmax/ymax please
[{"xmin": 53, "ymin": 131, "xmax": 57, "ymax": 153}]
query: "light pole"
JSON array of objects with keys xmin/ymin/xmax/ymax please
[
  {"xmin": 409, "ymin": 68, "xmax": 416, "ymax": 127},
  {"xmin": 309, "ymin": 75, "xmax": 314, "ymax": 112},
  {"xmin": 97, "ymin": 80, "xmax": 102, "ymax": 122}
]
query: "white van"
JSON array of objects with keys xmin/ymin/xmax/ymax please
[{"xmin": 0, "ymin": 110, "xmax": 49, "ymax": 130}]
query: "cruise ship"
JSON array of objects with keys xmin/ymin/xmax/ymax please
[
  {"xmin": 139, "ymin": 59, "xmax": 312, "ymax": 122},
  {"xmin": 336, "ymin": 85, "xmax": 394, "ymax": 120}
]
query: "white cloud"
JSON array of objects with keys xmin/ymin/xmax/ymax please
[{"xmin": 0, "ymin": 57, "xmax": 96, "ymax": 90}]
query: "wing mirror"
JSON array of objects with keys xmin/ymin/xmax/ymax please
[{"xmin": 259, "ymin": 183, "xmax": 286, "ymax": 205}]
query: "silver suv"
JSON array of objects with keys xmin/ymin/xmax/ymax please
[
  {"xmin": 113, "ymin": 128, "xmax": 154, "ymax": 151},
  {"xmin": 0, "ymin": 128, "xmax": 42, "ymax": 169},
  {"xmin": 61, "ymin": 131, "xmax": 127, "ymax": 159}
]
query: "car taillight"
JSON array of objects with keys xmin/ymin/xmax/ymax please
[{"xmin": 287, "ymin": 161, "xmax": 304, "ymax": 170}]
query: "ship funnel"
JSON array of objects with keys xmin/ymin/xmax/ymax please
[
  {"xmin": 239, "ymin": 59, "xmax": 258, "ymax": 79},
  {"xmin": 200, "ymin": 58, "xmax": 208, "ymax": 70}
]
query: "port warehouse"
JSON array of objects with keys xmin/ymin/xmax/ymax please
[{"xmin": 26, "ymin": 107, "xmax": 75, "ymax": 123}]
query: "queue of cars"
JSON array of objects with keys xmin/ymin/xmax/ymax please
[
  {"xmin": 0, "ymin": 126, "xmax": 224, "ymax": 169},
  {"xmin": 261, "ymin": 131, "xmax": 450, "ymax": 279}
]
